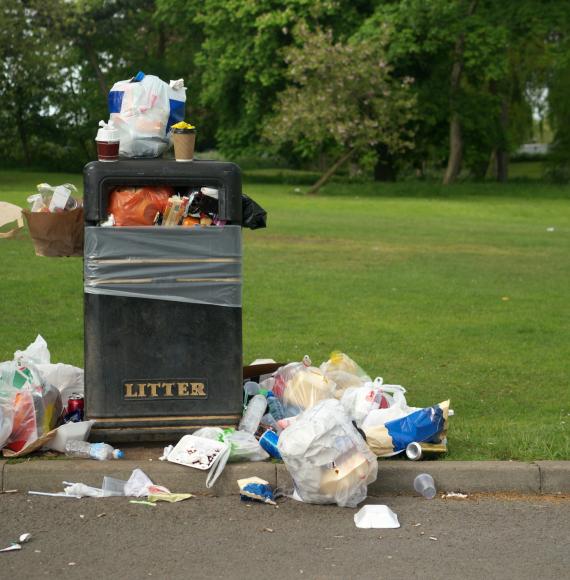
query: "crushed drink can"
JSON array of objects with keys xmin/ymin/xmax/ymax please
[{"xmin": 64, "ymin": 393, "xmax": 84, "ymax": 423}]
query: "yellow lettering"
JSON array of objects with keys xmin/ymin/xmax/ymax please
[
  {"xmin": 163, "ymin": 382, "xmax": 174, "ymax": 397},
  {"xmin": 124, "ymin": 383, "xmax": 137, "ymax": 398},
  {"xmin": 177, "ymin": 382, "xmax": 190, "ymax": 397},
  {"xmin": 137, "ymin": 383, "xmax": 147, "ymax": 398},
  {"xmin": 191, "ymin": 383, "xmax": 206, "ymax": 397},
  {"xmin": 148, "ymin": 382, "xmax": 160, "ymax": 397}
]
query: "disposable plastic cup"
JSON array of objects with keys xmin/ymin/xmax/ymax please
[
  {"xmin": 102, "ymin": 476, "xmax": 127, "ymax": 496},
  {"xmin": 413, "ymin": 473, "xmax": 436, "ymax": 499},
  {"xmin": 243, "ymin": 381, "xmax": 260, "ymax": 398},
  {"xmin": 96, "ymin": 140, "xmax": 120, "ymax": 162}
]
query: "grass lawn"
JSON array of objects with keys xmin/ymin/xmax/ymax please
[{"xmin": 1, "ymin": 168, "xmax": 568, "ymax": 461}]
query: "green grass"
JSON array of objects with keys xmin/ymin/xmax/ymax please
[{"xmin": 1, "ymin": 168, "xmax": 569, "ymax": 461}]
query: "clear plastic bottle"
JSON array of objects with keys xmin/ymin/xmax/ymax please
[
  {"xmin": 65, "ymin": 440, "xmax": 124, "ymax": 460},
  {"xmin": 266, "ymin": 391, "xmax": 285, "ymax": 421},
  {"xmin": 238, "ymin": 394, "xmax": 267, "ymax": 434}
]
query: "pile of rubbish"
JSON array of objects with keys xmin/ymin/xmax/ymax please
[
  {"xmin": 0, "ymin": 337, "xmax": 451, "ymax": 509},
  {"xmin": 204, "ymin": 352, "xmax": 450, "ymax": 507},
  {"xmin": 0, "ymin": 335, "xmax": 88, "ymax": 457},
  {"xmin": 159, "ymin": 352, "xmax": 451, "ymax": 508}
]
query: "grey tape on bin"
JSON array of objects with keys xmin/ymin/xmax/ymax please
[{"xmin": 84, "ymin": 226, "xmax": 242, "ymax": 307}]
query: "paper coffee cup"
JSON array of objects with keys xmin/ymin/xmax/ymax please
[{"xmin": 172, "ymin": 128, "xmax": 196, "ymax": 162}]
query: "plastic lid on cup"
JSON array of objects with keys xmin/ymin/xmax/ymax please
[{"xmin": 95, "ymin": 120, "xmax": 119, "ymax": 142}]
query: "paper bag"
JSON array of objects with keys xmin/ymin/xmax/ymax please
[{"xmin": 22, "ymin": 208, "xmax": 84, "ymax": 257}]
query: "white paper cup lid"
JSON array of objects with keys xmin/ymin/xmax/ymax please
[{"xmin": 95, "ymin": 122, "xmax": 119, "ymax": 142}]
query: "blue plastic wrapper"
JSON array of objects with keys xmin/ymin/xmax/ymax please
[
  {"xmin": 240, "ymin": 483, "xmax": 275, "ymax": 504},
  {"xmin": 363, "ymin": 400, "xmax": 449, "ymax": 457}
]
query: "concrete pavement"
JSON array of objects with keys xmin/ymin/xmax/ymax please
[
  {"xmin": 2, "ymin": 455, "xmax": 569, "ymax": 495},
  {"xmin": 0, "ymin": 493, "xmax": 568, "ymax": 579}
]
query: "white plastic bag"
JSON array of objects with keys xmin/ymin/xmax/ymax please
[
  {"xmin": 36, "ymin": 363, "xmax": 83, "ymax": 406},
  {"xmin": 0, "ymin": 359, "xmax": 62, "ymax": 453},
  {"xmin": 0, "ymin": 395, "xmax": 13, "ymax": 449},
  {"xmin": 271, "ymin": 356, "xmax": 335, "ymax": 415},
  {"xmin": 193, "ymin": 427, "xmax": 269, "ymax": 462},
  {"xmin": 340, "ymin": 384, "xmax": 383, "ymax": 427},
  {"xmin": 278, "ymin": 399, "xmax": 378, "ymax": 508},
  {"xmin": 320, "ymin": 352, "xmax": 371, "ymax": 399},
  {"xmin": 108, "ymin": 73, "xmax": 186, "ymax": 158}
]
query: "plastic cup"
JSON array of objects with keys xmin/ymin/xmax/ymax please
[
  {"xmin": 172, "ymin": 128, "xmax": 196, "ymax": 162},
  {"xmin": 95, "ymin": 121, "xmax": 120, "ymax": 162},
  {"xmin": 414, "ymin": 473, "xmax": 436, "ymax": 499},
  {"xmin": 96, "ymin": 140, "xmax": 120, "ymax": 162},
  {"xmin": 102, "ymin": 476, "xmax": 127, "ymax": 496},
  {"xmin": 243, "ymin": 381, "xmax": 260, "ymax": 397}
]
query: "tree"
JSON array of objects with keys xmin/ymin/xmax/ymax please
[
  {"xmin": 263, "ymin": 26, "xmax": 417, "ymax": 193},
  {"xmin": 190, "ymin": 0, "xmax": 376, "ymax": 156},
  {"xmin": 0, "ymin": 1, "xmax": 62, "ymax": 165}
]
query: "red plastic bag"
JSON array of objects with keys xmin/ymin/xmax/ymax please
[{"xmin": 108, "ymin": 186, "xmax": 174, "ymax": 226}]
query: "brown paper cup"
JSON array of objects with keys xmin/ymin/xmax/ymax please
[{"xmin": 172, "ymin": 130, "xmax": 196, "ymax": 162}]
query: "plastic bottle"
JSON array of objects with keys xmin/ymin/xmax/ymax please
[
  {"xmin": 238, "ymin": 394, "xmax": 267, "ymax": 434},
  {"xmin": 413, "ymin": 473, "xmax": 436, "ymax": 499},
  {"xmin": 65, "ymin": 440, "xmax": 124, "ymax": 460},
  {"xmin": 266, "ymin": 391, "xmax": 285, "ymax": 421}
]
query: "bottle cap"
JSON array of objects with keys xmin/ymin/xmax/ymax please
[
  {"xmin": 113, "ymin": 449, "xmax": 124, "ymax": 459},
  {"xmin": 259, "ymin": 389, "xmax": 268, "ymax": 397},
  {"xmin": 95, "ymin": 120, "xmax": 119, "ymax": 142}
]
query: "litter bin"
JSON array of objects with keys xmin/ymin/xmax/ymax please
[{"xmin": 83, "ymin": 159, "xmax": 243, "ymax": 442}]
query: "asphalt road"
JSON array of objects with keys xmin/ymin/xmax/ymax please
[{"xmin": 0, "ymin": 492, "xmax": 568, "ymax": 579}]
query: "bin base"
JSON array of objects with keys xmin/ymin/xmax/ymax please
[{"xmin": 88, "ymin": 414, "xmax": 241, "ymax": 443}]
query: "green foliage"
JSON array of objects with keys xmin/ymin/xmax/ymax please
[
  {"xmin": 263, "ymin": 25, "xmax": 417, "ymax": 166},
  {"xmin": 0, "ymin": 0, "xmax": 568, "ymax": 181}
]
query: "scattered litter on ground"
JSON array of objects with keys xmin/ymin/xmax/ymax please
[
  {"xmin": 443, "ymin": 492, "xmax": 468, "ymax": 499},
  {"xmin": 262, "ymin": 528, "xmax": 274, "ymax": 533},
  {"xmin": 354, "ymin": 505, "xmax": 400, "ymax": 529},
  {"xmin": 238, "ymin": 477, "xmax": 276, "ymax": 505},
  {"xmin": 0, "ymin": 533, "xmax": 32, "ymax": 553},
  {"xmin": 414, "ymin": 474, "xmax": 437, "ymax": 499},
  {"xmin": 129, "ymin": 500, "xmax": 156, "ymax": 507},
  {"xmin": 0, "ymin": 339, "xmax": 456, "ymax": 509},
  {"xmin": 164, "ymin": 434, "xmax": 230, "ymax": 488},
  {"xmin": 429, "ymin": 536, "xmax": 438, "ymax": 541},
  {"xmin": 148, "ymin": 493, "xmax": 193, "ymax": 504}
]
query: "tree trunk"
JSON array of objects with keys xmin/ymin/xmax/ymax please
[
  {"xmin": 157, "ymin": 24, "xmax": 166, "ymax": 60},
  {"xmin": 496, "ymin": 98, "xmax": 509, "ymax": 182},
  {"xmin": 443, "ymin": 0, "xmax": 478, "ymax": 185},
  {"xmin": 15, "ymin": 97, "xmax": 31, "ymax": 165},
  {"xmin": 374, "ymin": 144, "xmax": 397, "ymax": 181},
  {"xmin": 443, "ymin": 114, "xmax": 463, "ymax": 184},
  {"xmin": 83, "ymin": 39, "xmax": 108, "ymax": 98},
  {"xmin": 307, "ymin": 149, "xmax": 355, "ymax": 195}
]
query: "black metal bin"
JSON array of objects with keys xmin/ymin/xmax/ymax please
[{"xmin": 83, "ymin": 160, "xmax": 243, "ymax": 441}]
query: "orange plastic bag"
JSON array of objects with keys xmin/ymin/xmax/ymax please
[{"xmin": 108, "ymin": 186, "xmax": 174, "ymax": 226}]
